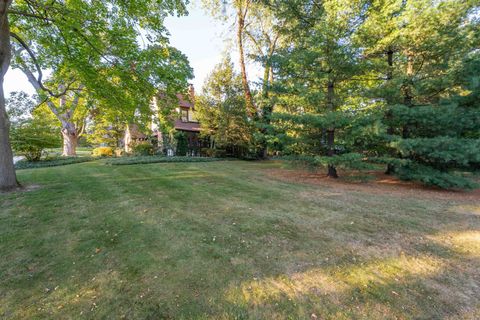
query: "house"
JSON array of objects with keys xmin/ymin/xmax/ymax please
[
  {"xmin": 122, "ymin": 85, "xmax": 208, "ymax": 155},
  {"xmin": 171, "ymin": 85, "xmax": 204, "ymax": 155},
  {"xmin": 124, "ymin": 123, "xmax": 149, "ymax": 153},
  {"xmin": 152, "ymin": 85, "xmax": 208, "ymax": 156}
]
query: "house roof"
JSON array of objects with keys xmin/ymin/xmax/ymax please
[
  {"xmin": 176, "ymin": 94, "xmax": 193, "ymax": 108},
  {"xmin": 174, "ymin": 120, "xmax": 201, "ymax": 132}
]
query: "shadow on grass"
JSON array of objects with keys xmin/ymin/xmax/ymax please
[{"xmin": 1, "ymin": 161, "xmax": 479, "ymax": 319}]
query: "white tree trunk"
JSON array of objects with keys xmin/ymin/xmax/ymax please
[
  {"xmin": 124, "ymin": 124, "xmax": 132, "ymax": 153},
  {"xmin": 61, "ymin": 121, "xmax": 78, "ymax": 156}
]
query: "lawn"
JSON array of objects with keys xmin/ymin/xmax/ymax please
[{"xmin": 1, "ymin": 161, "xmax": 479, "ymax": 319}]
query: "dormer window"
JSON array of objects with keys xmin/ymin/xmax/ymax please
[{"xmin": 181, "ymin": 109, "xmax": 188, "ymax": 122}]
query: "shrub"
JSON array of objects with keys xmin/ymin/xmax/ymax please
[
  {"xmin": 92, "ymin": 147, "xmax": 114, "ymax": 157},
  {"xmin": 15, "ymin": 156, "xmax": 95, "ymax": 170},
  {"xmin": 132, "ymin": 142, "xmax": 154, "ymax": 156},
  {"xmin": 114, "ymin": 148, "xmax": 124, "ymax": 157},
  {"xmin": 175, "ymin": 132, "xmax": 188, "ymax": 156},
  {"xmin": 10, "ymin": 120, "xmax": 60, "ymax": 161},
  {"xmin": 213, "ymin": 149, "xmax": 227, "ymax": 158},
  {"xmin": 201, "ymin": 148, "xmax": 215, "ymax": 157}
]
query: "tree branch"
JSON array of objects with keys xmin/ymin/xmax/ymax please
[
  {"xmin": 10, "ymin": 32, "xmax": 81, "ymax": 98},
  {"xmin": 7, "ymin": 10, "xmax": 53, "ymax": 21}
]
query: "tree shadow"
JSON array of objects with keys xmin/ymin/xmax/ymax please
[{"xmin": 1, "ymin": 162, "xmax": 479, "ymax": 319}]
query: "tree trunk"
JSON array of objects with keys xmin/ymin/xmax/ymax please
[
  {"xmin": 61, "ymin": 121, "xmax": 78, "ymax": 156},
  {"xmin": 262, "ymin": 60, "xmax": 271, "ymax": 99},
  {"xmin": 326, "ymin": 129, "xmax": 338, "ymax": 178},
  {"xmin": 0, "ymin": 2, "xmax": 19, "ymax": 190},
  {"xmin": 237, "ymin": 8, "xmax": 255, "ymax": 117},
  {"xmin": 256, "ymin": 60, "xmax": 274, "ymax": 159},
  {"xmin": 402, "ymin": 52, "xmax": 414, "ymax": 139},
  {"xmin": 326, "ymin": 81, "xmax": 338, "ymax": 178},
  {"xmin": 385, "ymin": 49, "xmax": 395, "ymax": 175},
  {"xmin": 124, "ymin": 123, "xmax": 132, "ymax": 153}
]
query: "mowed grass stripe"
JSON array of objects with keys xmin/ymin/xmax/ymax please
[{"xmin": 1, "ymin": 161, "xmax": 479, "ymax": 319}]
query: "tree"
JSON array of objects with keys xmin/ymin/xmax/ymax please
[
  {"xmin": 7, "ymin": 91, "xmax": 61, "ymax": 161},
  {"xmin": 363, "ymin": 0, "xmax": 480, "ymax": 188},
  {"xmin": 11, "ymin": 59, "xmax": 88, "ymax": 156},
  {"xmin": 268, "ymin": 0, "xmax": 369, "ymax": 177},
  {"xmin": 195, "ymin": 57, "xmax": 255, "ymax": 157},
  {"xmin": 0, "ymin": 0, "xmax": 192, "ymax": 190},
  {"xmin": 6, "ymin": 91, "xmax": 34, "ymax": 125},
  {"xmin": 202, "ymin": 0, "xmax": 256, "ymax": 117},
  {"xmin": 10, "ymin": 118, "xmax": 60, "ymax": 161},
  {"xmin": 87, "ymin": 107, "xmax": 124, "ymax": 148}
]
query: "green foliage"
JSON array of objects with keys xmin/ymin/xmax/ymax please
[
  {"xmin": 394, "ymin": 163, "xmax": 478, "ymax": 190},
  {"xmin": 392, "ymin": 137, "xmax": 480, "ymax": 168},
  {"xmin": 9, "ymin": 0, "xmax": 193, "ymax": 146},
  {"xmin": 10, "ymin": 119, "xmax": 61, "ymax": 161},
  {"xmin": 195, "ymin": 57, "xmax": 257, "ymax": 158},
  {"xmin": 131, "ymin": 142, "xmax": 154, "ymax": 156},
  {"xmin": 15, "ymin": 157, "xmax": 95, "ymax": 170},
  {"xmin": 174, "ymin": 132, "xmax": 188, "ymax": 156},
  {"xmin": 105, "ymin": 156, "xmax": 224, "ymax": 166},
  {"xmin": 87, "ymin": 109, "xmax": 125, "ymax": 148},
  {"xmin": 261, "ymin": 0, "xmax": 480, "ymax": 188},
  {"xmin": 92, "ymin": 147, "xmax": 114, "ymax": 157},
  {"xmin": 5, "ymin": 91, "xmax": 35, "ymax": 125},
  {"xmin": 385, "ymin": 104, "xmax": 480, "ymax": 138}
]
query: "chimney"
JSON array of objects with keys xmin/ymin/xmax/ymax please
[{"xmin": 188, "ymin": 84, "xmax": 195, "ymax": 106}]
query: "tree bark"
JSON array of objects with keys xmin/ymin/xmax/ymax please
[
  {"xmin": 236, "ymin": 6, "xmax": 255, "ymax": 117},
  {"xmin": 326, "ymin": 81, "xmax": 338, "ymax": 178},
  {"xmin": 61, "ymin": 121, "xmax": 78, "ymax": 156},
  {"xmin": 326, "ymin": 129, "xmax": 338, "ymax": 178},
  {"xmin": 385, "ymin": 49, "xmax": 395, "ymax": 175},
  {"xmin": 58, "ymin": 90, "xmax": 78, "ymax": 156},
  {"xmin": 0, "ymin": 1, "xmax": 19, "ymax": 190},
  {"xmin": 124, "ymin": 123, "xmax": 132, "ymax": 153},
  {"xmin": 402, "ymin": 52, "xmax": 414, "ymax": 139}
]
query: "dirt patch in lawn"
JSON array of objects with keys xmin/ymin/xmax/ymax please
[{"xmin": 265, "ymin": 168, "xmax": 480, "ymax": 202}]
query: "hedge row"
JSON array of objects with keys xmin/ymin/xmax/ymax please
[{"xmin": 15, "ymin": 157, "xmax": 96, "ymax": 170}]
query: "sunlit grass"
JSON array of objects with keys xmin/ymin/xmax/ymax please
[{"xmin": 1, "ymin": 160, "xmax": 479, "ymax": 319}]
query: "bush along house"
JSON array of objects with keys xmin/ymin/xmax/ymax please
[{"xmin": 153, "ymin": 85, "xmax": 209, "ymax": 156}]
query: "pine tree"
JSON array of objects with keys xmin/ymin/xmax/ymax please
[{"xmin": 268, "ymin": 0, "xmax": 370, "ymax": 177}]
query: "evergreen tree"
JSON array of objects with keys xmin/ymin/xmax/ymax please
[
  {"xmin": 363, "ymin": 0, "xmax": 480, "ymax": 188},
  {"xmin": 268, "ymin": 0, "xmax": 370, "ymax": 177}
]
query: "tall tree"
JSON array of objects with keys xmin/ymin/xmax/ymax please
[
  {"xmin": 365, "ymin": 0, "xmax": 480, "ymax": 188},
  {"xmin": 0, "ymin": 0, "xmax": 17, "ymax": 189},
  {"xmin": 268, "ymin": 0, "xmax": 369, "ymax": 177},
  {"xmin": 202, "ymin": 0, "xmax": 257, "ymax": 117},
  {"xmin": 196, "ymin": 57, "xmax": 254, "ymax": 156}
]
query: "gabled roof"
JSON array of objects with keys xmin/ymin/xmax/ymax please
[{"xmin": 176, "ymin": 94, "xmax": 193, "ymax": 108}]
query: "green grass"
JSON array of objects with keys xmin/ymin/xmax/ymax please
[
  {"xmin": 105, "ymin": 155, "xmax": 225, "ymax": 165},
  {"xmin": 44, "ymin": 147, "xmax": 93, "ymax": 158},
  {"xmin": 1, "ymin": 161, "xmax": 479, "ymax": 319}
]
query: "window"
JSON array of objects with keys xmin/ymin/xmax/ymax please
[{"xmin": 181, "ymin": 109, "xmax": 188, "ymax": 122}]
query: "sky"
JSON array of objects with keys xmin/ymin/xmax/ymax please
[{"xmin": 4, "ymin": 1, "xmax": 255, "ymax": 97}]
